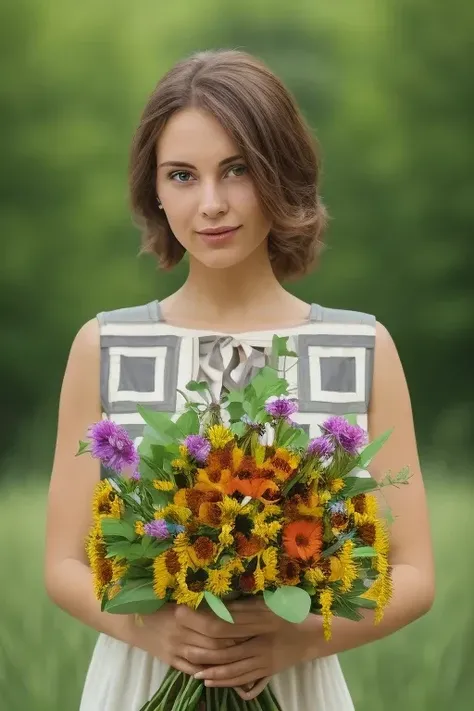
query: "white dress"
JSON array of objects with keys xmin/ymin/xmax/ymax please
[{"xmin": 79, "ymin": 299, "xmax": 376, "ymax": 710}]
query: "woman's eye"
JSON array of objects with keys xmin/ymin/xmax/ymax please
[
  {"xmin": 228, "ymin": 164, "xmax": 247, "ymax": 177},
  {"xmin": 170, "ymin": 171, "xmax": 192, "ymax": 182}
]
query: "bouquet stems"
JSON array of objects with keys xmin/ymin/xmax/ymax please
[{"xmin": 138, "ymin": 668, "xmax": 282, "ymax": 710}]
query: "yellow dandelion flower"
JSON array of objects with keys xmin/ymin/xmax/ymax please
[
  {"xmin": 319, "ymin": 587, "xmax": 334, "ymax": 640},
  {"xmin": 365, "ymin": 493, "xmax": 378, "ymax": 517},
  {"xmin": 134, "ymin": 521, "xmax": 145, "ymax": 536},
  {"xmin": 153, "ymin": 480, "xmax": 176, "ymax": 492},
  {"xmin": 361, "ymin": 571, "xmax": 393, "ymax": 622},
  {"xmin": 260, "ymin": 503, "xmax": 282, "ymax": 518},
  {"xmin": 338, "ymin": 539, "xmax": 359, "ymax": 593},
  {"xmin": 171, "ymin": 458, "xmax": 187, "ymax": 469},
  {"xmin": 232, "ymin": 446, "xmax": 244, "ymax": 470},
  {"xmin": 153, "ymin": 552, "xmax": 176, "ymax": 599},
  {"xmin": 254, "ymin": 558, "xmax": 266, "ymax": 592},
  {"xmin": 304, "ymin": 566, "xmax": 326, "ymax": 586},
  {"xmin": 174, "ymin": 568, "xmax": 205, "ymax": 608},
  {"xmin": 179, "ymin": 444, "xmax": 188, "ymax": 458},
  {"xmin": 297, "ymin": 491, "xmax": 323, "ymax": 518},
  {"xmin": 253, "ymin": 519, "xmax": 281, "ymax": 543},
  {"xmin": 86, "ymin": 524, "xmax": 113, "ymax": 599},
  {"xmin": 92, "ymin": 480, "xmax": 122, "ymax": 522},
  {"xmin": 206, "ymin": 567, "xmax": 232, "ymax": 596},
  {"xmin": 345, "ymin": 499, "xmax": 355, "ymax": 516},
  {"xmin": 261, "ymin": 547, "xmax": 279, "ymax": 583},
  {"xmin": 330, "ymin": 478, "xmax": 345, "ymax": 494},
  {"xmin": 374, "ymin": 519, "xmax": 390, "ymax": 559},
  {"xmin": 207, "ymin": 424, "xmax": 234, "ymax": 449},
  {"xmin": 221, "ymin": 557, "xmax": 245, "ymax": 576},
  {"xmin": 219, "ymin": 496, "xmax": 247, "ymax": 524},
  {"xmin": 111, "ymin": 559, "xmax": 127, "ymax": 582},
  {"xmin": 218, "ymin": 524, "xmax": 234, "ymax": 548},
  {"xmin": 328, "ymin": 556, "xmax": 344, "ymax": 582},
  {"xmin": 157, "ymin": 504, "xmax": 191, "ymax": 525},
  {"xmin": 319, "ymin": 490, "xmax": 332, "ymax": 504}
]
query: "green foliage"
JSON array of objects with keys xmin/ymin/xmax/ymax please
[{"xmin": 263, "ymin": 586, "xmax": 312, "ymax": 624}]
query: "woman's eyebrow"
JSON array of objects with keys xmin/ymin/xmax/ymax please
[{"xmin": 157, "ymin": 154, "xmax": 243, "ymax": 170}]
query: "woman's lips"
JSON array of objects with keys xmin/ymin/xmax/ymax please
[{"xmin": 198, "ymin": 226, "xmax": 241, "ymax": 245}]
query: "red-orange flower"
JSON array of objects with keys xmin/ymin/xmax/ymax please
[
  {"xmin": 227, "ymin": 477, "xmax": 279, "ymax": 501},
  {"xmin": 282, "ymin": 519, "xmax": 323, "ymax": 562}
]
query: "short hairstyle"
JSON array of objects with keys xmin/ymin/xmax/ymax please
[{"xmin": 129, "ymin": 49, "xmax": 328, "ymax": 280}]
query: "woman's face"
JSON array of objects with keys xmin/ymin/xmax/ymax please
[{"xmin": 155, "ymin": 108, "xmax": 272, "ymax": 270}]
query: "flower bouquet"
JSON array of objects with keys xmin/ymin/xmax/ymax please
[{"xmin": 77, "ymin": 336, "xmax": 409, "ymax": 711}]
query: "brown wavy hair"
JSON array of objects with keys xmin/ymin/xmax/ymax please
[{"xmin": 129, "ymin": 49, "xmax": 328, "ymax": 280}]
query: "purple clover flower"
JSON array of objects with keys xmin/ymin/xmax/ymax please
[
  {"xmin": 183, "ymin": 434, "xmax": 211, "ymax": 464},
  {"xmin": 307, "ymin": 435, "xmax": 335, "ymax": 459},
  {"xmin": 321, "ymin": 416, "xmax": 368, "ymax": 455},
  {"xmin": 87, "ymin": 420, "xmax": 139, "ymax": 474},
  {"xmin": 144, "ymin": 519, "xmax": 169, "ymax": 539},
  {"xmin": 265, "ymin": 395, "xmax": 298, "ymax": 422}
]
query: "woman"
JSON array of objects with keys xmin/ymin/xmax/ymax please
[{"xmin": 44, "ymin": 49, "xmax": 435, "ymax": 710}]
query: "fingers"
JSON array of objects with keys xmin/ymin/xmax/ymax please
[
  {"xmin": 170, "ymin": 657, "xmax": 205, "ymax": 677},
  {"xmin": 181, "ymin": 630, "xmax": 236, "ymax": 651},
  {"xmin": 181, "ymin": 638, "xmax": 256, "ymax": 667},
  {"xmin": 195, "ymin": 657, "xmax": 267, "ymax": 687},
  {"xmin": 234, "ymin": 676, "xmax": 272, "ymax": 701},
  {"xmin": 175, "ymin": 605, "xmax": 234, "ymax": 638}
]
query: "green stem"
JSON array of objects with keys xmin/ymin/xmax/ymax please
[
  {"xmin": 158, "ymin": 670, "xmax": 186, "ymax": 710},
  {"xmin": 182, "ymin": 680, "xmax": 204, "ymax": 710},
  {"xmin": 219, "ymin": 687, "xmax": 229, "ymax": 711},
  {"xmin": 138, "ymin": 668, "xmax": 178, "ymax": 710},
  {"xmin": 174, "ymin": 675, "xmax": 200, "ymax": 711}
]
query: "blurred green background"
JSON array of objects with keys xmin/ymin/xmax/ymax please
[{"xmin": 1, "ymin": 0, "xmax": 473, "ymax": 709}]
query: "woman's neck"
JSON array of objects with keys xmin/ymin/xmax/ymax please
[{"xmin": 159, "ymin": 249, "xmax": 311, "ymax": 332}]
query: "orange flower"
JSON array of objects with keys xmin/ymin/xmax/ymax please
[
  {"xmin": 227, "ymin": 477, "xmax": 279, "ymax": 502},
  {"xmin": 282, "ymin": 519, "xmax": 323, "ymax": 562},
  {"xmin": 267, "ymin": 448, "xmax": 300, "ymax": 482},
  {"xmin": 235, "ymin": 532, "xmax": 265, "ymax": 557}
]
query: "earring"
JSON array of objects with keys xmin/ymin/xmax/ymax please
[{"xmin": 156, "ymin": 197, "xmax": 163, "ymax": 210}]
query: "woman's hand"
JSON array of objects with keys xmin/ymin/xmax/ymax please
[
  {"xmin": 190, "ymin": 598, "xmax": 318, "ymax": 699},
  {"xmin": 133, "ymin": 603, "xmax": 238, "ymax": 677}
]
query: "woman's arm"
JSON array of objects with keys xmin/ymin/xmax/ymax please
[
  {"xmin": 44, "ymin": 318, "xmax": 139, "ymax": 643},
  {"xmin": 189, "ymin": 320, "xmax": 436, "ymax": 696},
  {"xmin": 44, "ymin": 319, "xmax": 233, "ymax": 676},
  {"xmin": 304, "ymin": 319, "xmax": 435, "ymax": 658}
]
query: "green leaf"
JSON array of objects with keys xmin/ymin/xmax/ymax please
[
  {"xmin": 76, "ymin": 440, "xmax": 90, "ymax": 456},
  {"xmin": 230, "ymin": 421, "xmax": 246, "ymax": 437},
  {"xmin": 263, "ymin": 586, "xmax": 311, "ymax": 623},
  {"xmin": 357, "ymin": 428, "xmax": 393, "ymax": 468},
  {"xmin": 226, "ymin": 401, "xmax": 246, "ymax": 423},
  {"xmin": 331, "ymin": 598, "xmax": 364, "ymax": 622},
  {"xmin": 150, "ymin": 487, "xmax": 173, "ymax": 508},
  {"xmin": 175, "ymin": 409, "xmax": 200, "ymax": 435},
  {"xmin": 350, "ymin": 595, "xmax": 377, "ymax": 610},
  {"xmin": 203, "ymin": 591, "xmax": 234, "ymax": 623},
  {"xmin": 351, "ymin": 546, "xmax": 377, "ymax": 558},
  {"xmin": 105, "ymin": 541, "xmax": 146, "ymax": 560},
  {"xmin": 103, "ymin": 578, "xmax": 166, "ymax": 614},
  {"xmin": 185, "ymin": 380, "xmax": 210, "ymax": 392},
  {"xmin": 101, "ymin": 518, "xmax": 136, "ymax": 542},
  {"xmin": 321, "ymin": 532, "xmax": 354, "ymax": 558},
  {"xmin": 136, "ymin": 405, "xmax": 182, "ymax": 443},
  {"xmin": 141, "ymin": 537, "xmax": 173, "ymax": 558},
  {"xmin": 343, "ymin": 414, "xmax": 358, "ymax": 425},
  {"xmin": 341, "ymin": 475, "xmax": 379, "ymax": 498}
]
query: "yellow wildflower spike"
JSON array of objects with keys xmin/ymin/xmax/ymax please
[
  {"xmin": 319, "ymin": 588, "xmax": 334, "ymax": 640},
  {"xmin": 153, "ymin": 480, "xmax": 176, "ymax": 492}
]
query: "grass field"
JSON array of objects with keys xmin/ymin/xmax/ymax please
[{"xmin": 0, "ymin": 471, "xmax": 472, "ymax": 710}]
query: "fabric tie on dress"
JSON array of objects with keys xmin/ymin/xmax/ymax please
[{"xmin": 198, "ymin": 335, "xmax": 267, "ymax": 401}]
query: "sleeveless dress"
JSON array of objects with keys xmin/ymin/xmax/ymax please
[{"xmin": 79, "ymin": 299, "xmax": 376, "ymax": 711}]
